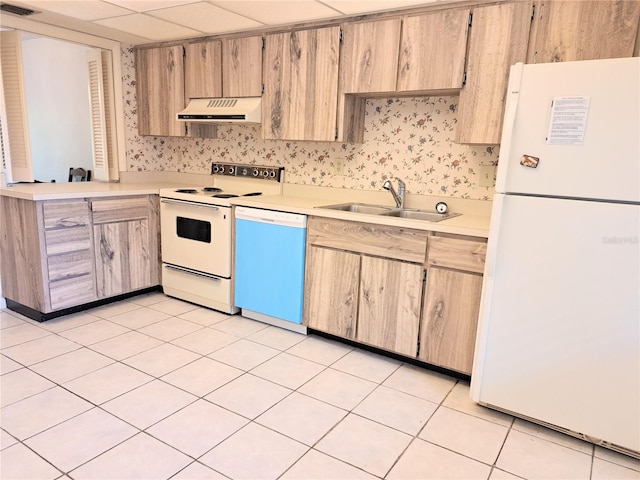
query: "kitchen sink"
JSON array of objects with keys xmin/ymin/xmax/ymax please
[
  {"xmin": 317, "ymin": 203, "xmax": 461, "ymax": 222},
  {"xmin": 380, "ymin": 209, "xmax": 460, "ymax": 222},
  {"xmin": 318, "ymin": 203, "xmax": 395, "ymax": 215}
]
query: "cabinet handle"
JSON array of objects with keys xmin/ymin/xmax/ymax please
[{"xmin": 164, "ymin": 263, "xmax": 222, "ymax": 281}]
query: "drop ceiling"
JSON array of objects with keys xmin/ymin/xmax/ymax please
[{"xmin": 1, "ymin": 0, "xmax": 463, "ymax": 45}]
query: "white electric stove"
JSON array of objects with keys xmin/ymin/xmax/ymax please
[{"xmin": 159, "ymin": 163, "xmax": 283, "ymax": 313}]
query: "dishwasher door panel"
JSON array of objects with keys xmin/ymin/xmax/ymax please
[{"xmin": 234, "ymin": 212, "xmax": 306, "ymax": 324}]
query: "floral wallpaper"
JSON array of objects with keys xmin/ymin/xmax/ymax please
[{"xmin": 122, "ymin": 46, "xmax": 498, "ymax": 200}]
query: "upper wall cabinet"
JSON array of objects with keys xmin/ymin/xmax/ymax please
[
  {"xmin": 456, "ymin": 2, "xmax": 533, "ymax": 145},
  {"xmin": 135, "ymin": 45, "xmax": 185, "ymax": 137},
  {"xmin": 337, "ymin": 19, "xmax": 401, "ymax": 142},
  {"xmin": 397, "ymin": 10, "xmax": 470, "ymax": 92},
  {"xmin": 263, "ymin": 26, "xmax": 340, "ymax": 141},
  {"xmin": 222, "ymin": 36, "xmax": 263, "ymax": 97},
  {"xmin": 184, "ymin": 41, "xmax": 222, "ymax": 99},
  {"xmin": 528, "ymin": 0, "xmax": 640, "ymax": 63}
]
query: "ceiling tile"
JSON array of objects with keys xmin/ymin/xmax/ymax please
[
  {"xmin": 104, "ymin": 0, "xmax": 201, "ymax": 13},
  {"xmin": 94, "ymin": 13, "xmax": 203, "ymax": 41},
  {"xmin": 149, "ymin": 2, "xmax": 263, "ymax": 34},
  {"xmin": 323, "ymin": 0, "xmax": 438, "ymax": 15},
  {"xmin": 16, "ymin": 0, "xmax": 133, "ymax": 21},
  {"xmin": 210, "ymin": 0, "xmax": 341, "ymax": 25}
]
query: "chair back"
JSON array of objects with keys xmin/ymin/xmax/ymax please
[{"xmin": 68, "ymin": 168, "xmax": 91, "ymax": 182}]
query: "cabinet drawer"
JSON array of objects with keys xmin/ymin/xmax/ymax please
[
  {"xmin": 42, "ymin": 201, "xmax": 90, "ymax": 229},
  {"xmin": 427, "ymin": 235, "xmax": 487, "ymax": 274},
  {"xmin": 45, "ymin": 226, "xmax": 91, "ymax": 255},
  {"xmin": 48, "ymin": 250, "xmax": 94, "ymax": 282},
  {"xmin": 92, "ymin": 197, "xmax": 149, "ymax": 224},
  {"xmin": 307, "ymin": 217, "xmax": 428, "ymax": 263},
  {"xmin": 49, "ymin": 274, "xmax": 96, "ymax": 310}
]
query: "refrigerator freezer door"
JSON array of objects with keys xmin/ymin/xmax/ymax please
[
  {"xmin": 472, "ymin": 194, "xmax": 640, "ymax": 451},
  {"xmin": 496, "ymin": 57, "xmax": 639, "ymax": 202}
]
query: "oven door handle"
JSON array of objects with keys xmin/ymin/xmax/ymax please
[
  {"xmin": 164, "ymin": 263, "xmax": 222, "ymax": 281},
  {"xmin": 161, "ymin": 199, "xmax": 220, "ymax": 210}
]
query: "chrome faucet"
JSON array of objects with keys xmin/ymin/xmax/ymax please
[{"xmin": 383, "ymin": 178, "xmax": 406, "ymax": 209}]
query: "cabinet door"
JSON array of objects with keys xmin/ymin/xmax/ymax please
[
  {"xmin": 135, "ymin": 45, "xmax": 185, "ymax": 136},
  {"xmin": 304, "ymin": 246, "xmax": 359, "ymax": 339},
  {"xmin": 357, "ymin": 256, "xmax": 423, "ymax": 357},
  {"xmin": 419, "ymin": 267, "xmax": 483, "ymax": 374},
  {"xmin": 263, "ymin": 26, "xmax": 340, "ymax": 141},
  {"xmin": 94, "ymin": 219, "xmax": 152, "ymax": 298},
  {"xmin": 397, "ymin": 10, "xmax": 469, "ymax": 92},
  {"xmin": 337, "ymin": 19, "xmax": 401, "ymax": 142},
  {"xmin": 528, "ymin": 0, "xmax": 640, "ymax": 63},
  {"xmin": 456, "ymin": 2, "xmax": 532, "ymax": 144},
  {"xmin": 184, "ymin": 41, "xmax": 222, "ymax": 99},
  {"xmin": 222, "ymin": 36, "xmax": 263, "ymax": 97},
  {"xmin": 92, "ymin": 196, "xmax": 159, "ymax": 299}
]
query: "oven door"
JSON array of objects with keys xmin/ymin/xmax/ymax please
[{"xmin": 160, "ymin": 198, "xmax": 231, "ymax": 278}]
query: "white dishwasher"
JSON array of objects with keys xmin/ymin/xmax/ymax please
[{"xmin": 234, "ymin": 207, "xmax": 307, "ymax": 334}]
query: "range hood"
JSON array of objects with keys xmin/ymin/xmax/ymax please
[{"xmin": 177, "ymin": 97, "xmax": 261, "ymax": 124}]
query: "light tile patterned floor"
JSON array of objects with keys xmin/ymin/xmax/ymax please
[{"xmin": 1, "ymin": 294, "xmax": 639, "ymax": 480}]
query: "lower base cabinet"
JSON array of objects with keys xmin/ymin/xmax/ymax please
[
  {"xmin": 419, "ymin": 267, "xmax": 483, "ymax": 373},
  {"xmin": 0, "ymin": 194, "xmax": 160, "ymax": 317},
  {"xmin": 357, "ymin": 256, "xmax": 423, "ymax": 357},
  {"xmin": 304, "ymin": 246, "xmax": 359, "ymax": 339},
  {"xmin": 303, "ymin": 217, "xmax": 487, "ymax": 375}
]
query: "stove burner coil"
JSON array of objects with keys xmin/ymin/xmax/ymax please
[
  {"xmin": 212, "ymin": 193, "xmax": 239, "ymax": 198},
  {"xmin": 175, "ymin": 188, "xmax": 198, "ymax": 194},
  {"xmin": 203, "ymin": 187, "xmax": 223, "ymax": 192}
]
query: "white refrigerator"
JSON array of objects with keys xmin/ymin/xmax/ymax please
[{"xmin": 471, "ymin": 57, "xmax": 640, "ymax": 455}]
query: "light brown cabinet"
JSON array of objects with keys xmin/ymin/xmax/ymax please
[
  {"xmin": 92, "ymin": 196, "xmax": 160, "ymax": 299},
  {"xmin": 397, "ymin": 10, "xmax": 470, "ymax": 92},
  {"xmin": 184, "ymin": 41, "xmax": 222, "ymax": 99},
  {"xmin": 456, "ymin": 2, "xmax": 533, "ymax": 144},
  {"xmin": 0, "ymin": 198, "xmax": 97, "ymax": 315},
  {"xmin": 222, "ymin": 36, "xmax": 263, "ymax": 97},
  {"xmin": 304, "ymin": 217, "xmax": 428, "ymax": 356},
  {"xmin": 419, "ymin": 235, "xmax": 487, "ymax": 374},
  {"xmin": 135, "ymin": 45, "xmax": 185, "ymax": 137},
  {"xmin": 304, "ymin": 246, "xmax": 359, "ymax": 339},
  {"xmin": 337, "ymin": 19, "xmax": 401, "ymax": 143},
  {"xmin": 263, "ymin": 26, "xmax": 340, "ymax": 141},
  {"xmin": 528, "ymin": 0, "xmax": 640, "ymax": 64},
  {"xmin": 357, "ymin": 256, "xmax": 423, "ymax": 357},
  {"xmin": 0, "ymin": 194, "xmax": 160, "ymax": 320}
]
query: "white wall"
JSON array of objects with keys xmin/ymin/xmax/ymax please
[{"xmin": 21, "ymin": 36, "xmax": 94, "ymax": 183}]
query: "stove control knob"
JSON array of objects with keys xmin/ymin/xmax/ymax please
[
  {"xmin": 228, "ymin": 166, "xmax": 235, "ymax": 175},
  {"xmin": 212, "ymin": 165, "xmax": 219, "ymax": 173},
  {"xmin": 241, "ymin": 168, "xmax": 248, "ymax": 176},
  {"xmin": 252, "ymin": 169, "xmax": 260, "ymax": 177},
  {"xmin": 262, "ymin": 170, "xmax": 269, "ymax": 177},
  {"xmin": 269, "ymin": 170, "xmax": 276, "ymax": 178}
]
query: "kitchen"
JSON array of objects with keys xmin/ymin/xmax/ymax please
[{"xmin": 1, "ymin": 1, "xmax": 640, "ymax": 479}]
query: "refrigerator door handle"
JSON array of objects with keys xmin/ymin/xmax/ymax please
[{"xmin": 495, "ymin": 62, "xmax": 524, "ymax": 193}]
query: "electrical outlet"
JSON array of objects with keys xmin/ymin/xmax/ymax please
[
  {"xmin": 479, "ymin": 165, "xmax": 495, "ymax": 187},
  {"xmin": 334, "ymin": 157, "xmax": 345, "ymax": 176}
]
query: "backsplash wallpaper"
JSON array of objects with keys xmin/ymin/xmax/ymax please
[{"xmin": 122, "ymin": 46, "xmax": 498, "ymax": 200}]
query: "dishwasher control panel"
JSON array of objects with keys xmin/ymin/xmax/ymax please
[{"xmin": 211, "ymin": 162, "xmax": 284, "ymax": 182}]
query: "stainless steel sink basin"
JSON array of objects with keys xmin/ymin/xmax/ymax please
[
  {"xmin": 318, "ymin": 203, "xmax": 395, "ymax": 215},
  {"xmin": 380, "ymin": 209, "xmax": 461, "ymax": 222}
]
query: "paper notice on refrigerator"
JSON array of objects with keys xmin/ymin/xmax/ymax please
[{"xmin": 546, "ymin": 97, "xmax": 590, "ymax": 145}]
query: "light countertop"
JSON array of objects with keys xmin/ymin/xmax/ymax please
[
  {"xmin": 0, "ymin": 181, "xmax": 181, "ymax": 201},
  {"xmin": 0, "ymin": 179, "xmax": 491, "ymax": 238}
]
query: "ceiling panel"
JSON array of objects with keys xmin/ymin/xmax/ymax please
[
  {"xmin": 322, "ymin": 0, "xmax": 438, "ymax": 15},
  {"xmin": 210, "ymin": 0, "xmax": 341, "ymax": 25},
  {"xmin": 16, "ymin": 0, "xmax": 133, "ymax": 21},
  {"xmin": 149, "ymin": 1, "xmax": 264, "ymax": 34},
  {"xmin": 94, "ymin": 12, "xmax": 203, "ymax": 41},
  {"xmin": 104, "ymin": 0, "xmax": 200, "ymax": 13}
]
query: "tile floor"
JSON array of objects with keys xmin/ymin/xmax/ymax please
[{"xmin": 1, "ymin": 292, "xmax": 639, "ymax": 480}]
